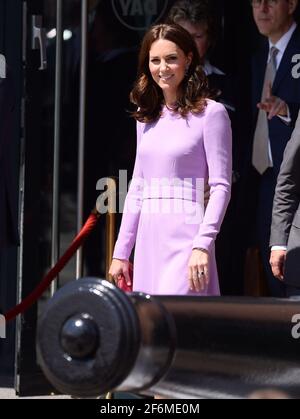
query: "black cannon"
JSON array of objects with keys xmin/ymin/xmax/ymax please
[{"xmin": 37, "ymin": 278, "xmax": 300, "ymax": 399}]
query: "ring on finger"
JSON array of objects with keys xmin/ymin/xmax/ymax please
[{"xmin": 197, "ymin": 271, "xmax": 205, "ymax": 279}]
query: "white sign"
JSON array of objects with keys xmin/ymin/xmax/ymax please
[{"xmin": 0, "ymin": 54, "xmax": 6, "ymax": 79}]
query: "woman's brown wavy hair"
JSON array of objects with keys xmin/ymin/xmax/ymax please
[{"xmin": 130, "ymin": 24, "xmax": 209, "ymax": 123}]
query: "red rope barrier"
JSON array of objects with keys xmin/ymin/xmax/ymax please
[{"xmin": 5, "ymin": 211, "xmax": 100, "ymax": 322}]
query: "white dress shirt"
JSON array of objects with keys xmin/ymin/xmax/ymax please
[{"xmin": 269, "ymin": 22, "xmax": 297, "ymax": 70}]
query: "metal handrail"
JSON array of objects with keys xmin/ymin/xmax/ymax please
[
  {"xmin": 51, "ymin": 0, "xmax": 63, "ymax": 297},
  {"xmin": 76, "ymin": 0, "xmax": 88, "ymax": 279},
  {"xmin": 105, "ymin": 178, "xmax": 117, "ymax": 280}
]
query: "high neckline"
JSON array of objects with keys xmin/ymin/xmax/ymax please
[
  {"xmin": 162, "ymin": 105, "xmax": 174, "ymax": 117},
  {"xmin": 163, "ymin": 104, "xmax": 176, "ymax": 112},
  {"xmin": 162, "ymin": 105, "xmax": 182, "ymax": 120}
]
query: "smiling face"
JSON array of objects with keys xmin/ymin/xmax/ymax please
[
  {"xmin": 176, "ymin": 20, "xmax": 210, "ymax": 61},
  {"xmin": 149, "ymin": 39, "xmax": 192, "ymax": 104},
  {"xmin": 252, "ymin": 0, "xmax": 298, "ymax": 43}
]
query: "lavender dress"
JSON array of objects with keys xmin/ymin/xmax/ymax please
[{"xmin": 113, "ymin": 100, "xmax": 232, "ymax": 295}]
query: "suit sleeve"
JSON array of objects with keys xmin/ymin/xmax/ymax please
[
  {"xmin": 286, "ymin": 102, "xmax": 300, "ymax": 127},
  {"xmin": 270, "ymin": 111, "xmax": 300, "ymax": 247},
  {"xmin": 113, "ymin": 121, "xmax": 144, "ymax": 261},
  {"xmin": 193, "ymin": 102, "xmax": 232, "ymax": 252}
]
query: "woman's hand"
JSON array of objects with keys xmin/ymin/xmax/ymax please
[
  {"xmin": 109, "ymin": 259, "xmax": 131, "ymax": 287},
  {"xmin": 188, "ymin": 249, "xmax": 210, "ymax": 292}
]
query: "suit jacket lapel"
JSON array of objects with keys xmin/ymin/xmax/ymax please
[{"xmin": 273, "ymin": 26, "xmax": 300, "ymax": 93}]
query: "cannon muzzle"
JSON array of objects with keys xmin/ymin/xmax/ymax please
[{"xmin": 37, "ymin": 278, "xmax": 300, "ymax": 399}]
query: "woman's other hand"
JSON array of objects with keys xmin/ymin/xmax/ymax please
[
  {"xmin": 188, "ymin": 249, "xmax": 209, "ymax": 292},
  {"xmin": 109, "ymin": 259, "xmax": 131, "ymax": 287}
]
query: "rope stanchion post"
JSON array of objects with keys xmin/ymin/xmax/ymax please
[
  {"xmin": 105, "ymin": 178, "xmax": 118, "ymax": 400},
  {"xmin": 105, "ymin": 178, "xmax": 117, "ymax": 281}
]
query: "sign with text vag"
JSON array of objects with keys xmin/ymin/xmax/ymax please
[{"xmin": 111, "ymin": 0, "xmax": 168, "ymax": 31}]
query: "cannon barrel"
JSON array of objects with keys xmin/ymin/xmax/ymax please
[{"xmin": 37, "ymin": 278, "xmax": 300, "ymax": 399}]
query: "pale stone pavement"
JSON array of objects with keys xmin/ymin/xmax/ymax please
[{"xmin": 0, "ymin": 376, "xmax": 71, "ymax": 399}]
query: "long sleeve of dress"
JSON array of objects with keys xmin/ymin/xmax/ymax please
[
  {"xmin": 113, "ymin": 121, "xmax": 144, "ymax": 261},
  {"xmin": 192, "ymin": 102, "xmax": 232, "ymax": 252}
]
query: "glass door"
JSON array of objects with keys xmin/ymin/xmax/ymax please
[
  {"xmin": 16, "ymin": 0, "xmax": 57, "ymax": 396},
  {"xmin": 16, "ymin": 0, "xmax": 159, "ymax": 397}
]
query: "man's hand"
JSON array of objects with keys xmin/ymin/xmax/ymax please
[
  {"xmin": 270, "ymin": 249, "xmax": 287, "ymax": 281},
  {"xmin": 258, "ymin": 84, "xmax": 288, "ymax": 120}
]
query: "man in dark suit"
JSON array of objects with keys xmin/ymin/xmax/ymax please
[
  {"xmin": 249, "ymin": 0, "xmax": 300, "ymax": 296},
  {"xmin": 0, "ymin": 68, "xmax": 18, "ymax": 249},
  {"xmin": 270, "ymin": 112, "xmax": 300, "ymax": 297}
]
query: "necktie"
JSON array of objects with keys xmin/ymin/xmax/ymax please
[{"xmin": 252, "ymin": 46, "xmax": 279, "ymax": 175}]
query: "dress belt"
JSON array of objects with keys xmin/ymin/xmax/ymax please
[{"xmin": 142, "ymin": 184, "xmax": 204, "ymax": 203}]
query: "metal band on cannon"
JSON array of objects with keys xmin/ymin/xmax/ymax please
[{"xmin": 37, "ymin": 279, "xmax": 300, "ymax": 399}]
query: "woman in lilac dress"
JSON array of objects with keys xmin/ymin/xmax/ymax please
[{"xmin": 109, "ymin": 24, "xmax": 232, "ymax": 296}]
